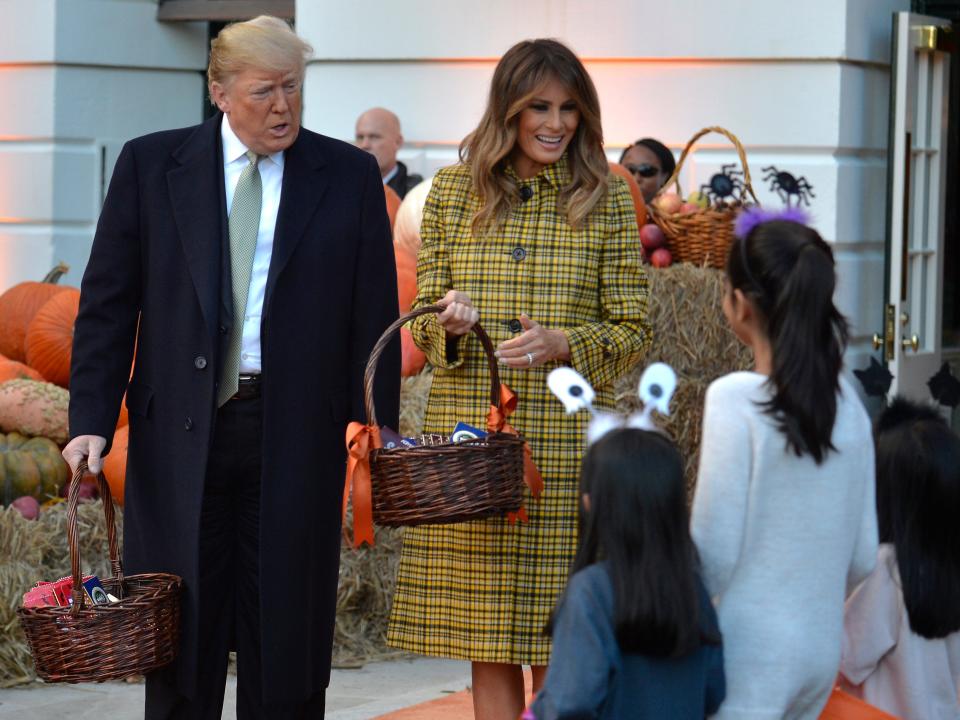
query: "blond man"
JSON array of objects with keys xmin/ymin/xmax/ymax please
[{"xmin": 64, "ymin": 16, "xmax": 399, "ymax": 718}]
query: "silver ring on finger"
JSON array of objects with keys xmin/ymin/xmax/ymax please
[{"xmin": 526, "ymin": 352, "xmax": 535, "ymax": 366}]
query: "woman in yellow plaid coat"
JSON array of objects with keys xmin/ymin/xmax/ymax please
[{"xmin": 387, "ymin": 39, "xmax": 651, "ymax": 718}]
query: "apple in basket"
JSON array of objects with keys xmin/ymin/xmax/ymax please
[
  {"xmin": 650, "ymin": 248, "xmax": 672, "ymax": 268},
  {"xmin": 653, "ymin": 192, "xmax": 683, "ymax": 214},
  {"xmin": 639, "ymin": 223, "xmax": 666, "ymax": 253},
  {"xmin": 686, "ymin": 190, "xmax": 710, "ymax": 209},
  {"xmin": 679, "ymin": 202, "xmax": 701, "ymax": 215}
]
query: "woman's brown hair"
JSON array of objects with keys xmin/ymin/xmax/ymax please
[{"xmin": 460, "ymin": 39, "xmax": 609, "ymax": 234}]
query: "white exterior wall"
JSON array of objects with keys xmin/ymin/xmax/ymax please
[
  {"xmin": 0, "ymin": 0, "xmax": 912, "ymax": 373},
  {"xmin": 0, "ymin": 0, "xmax": 207, "ymax": 288},
  {"xmin": 300, "ymin": 0, "xmax": 909, "ymax": 371}
]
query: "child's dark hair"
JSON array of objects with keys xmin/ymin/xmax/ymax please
[
  {"xmin": 727, "ymin": 220, "xmax": 849, "ymax": 463},
  {"xmin": 875, "ymin": 397, "xmax": 960, "ymax": 638},
  {"xmin": 550, "ymin": 428, "xmax": 716, "ymax": 657}
]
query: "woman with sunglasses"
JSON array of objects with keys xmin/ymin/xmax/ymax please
[{"xmin": 619, "ymin": 137, "xmax": 676, "ymax": 203}]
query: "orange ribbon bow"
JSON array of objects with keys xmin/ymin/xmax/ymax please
[
  {"xmin": 343, "ymin": 422, "xmax": 381, "ymax": 548},
  {"xmin": 486, "ymin": 384, "xmax": 544, "ymax": 523}
]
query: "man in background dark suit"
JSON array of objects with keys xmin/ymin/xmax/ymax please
[
  {"xmin": 355, "ymin": 107, "xmax": 423, "ymax": 198},
  {"xmin": 63, "ymin": 16, "xmax": 399, "ymax": 719}
]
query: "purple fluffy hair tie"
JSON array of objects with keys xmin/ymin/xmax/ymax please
[{"xmin": 734, "ymin": 206, "xmax": 810, "ymax": 239}]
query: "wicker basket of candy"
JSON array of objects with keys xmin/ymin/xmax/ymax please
[
  {"xmin": 17, "ymin": 466, "xmax": 181, "ymax": 683},
  {"xmin": 646, "ymin": 126, "xmax": 760, "ymax": 268},
  {"xmin": 345, "ymin": 305, "xmax": 527, "ymax": 536}
]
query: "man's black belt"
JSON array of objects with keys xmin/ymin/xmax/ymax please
[{"xmin": 231, "ymin": 374, "xmax": 262, "ymax": 401}]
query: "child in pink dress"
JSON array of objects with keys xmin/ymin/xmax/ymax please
[{"xmin": 840, "ymin": 397, "xmax": 960, "ymax": 719}]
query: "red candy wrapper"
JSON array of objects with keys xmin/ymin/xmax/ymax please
[{"xmin": 22, "ymin": 575, "xmax": 110, "ymax": 608}]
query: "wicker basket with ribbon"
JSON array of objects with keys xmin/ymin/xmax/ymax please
[
  {"xmin": 647, "ymin": 126, "xmax": 760, "ymax": 268},
  {"xmin": 17, "ymin": 464, "xmax": 181, "ymax": 683},
  {"xmin": 343, "ymin": 304, "xmax": 541, "ymax": 547}
]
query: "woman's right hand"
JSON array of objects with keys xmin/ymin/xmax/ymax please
[{"xmin": 437, "ymin": 289, "xmax": 479, "ymax": 336}]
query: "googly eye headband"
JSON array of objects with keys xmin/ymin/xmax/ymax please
[{"xmin": 547, "ymin": 363, "xmax": 677, "ymax": 443}]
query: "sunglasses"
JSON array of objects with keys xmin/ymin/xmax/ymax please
[{"xmin": 625, "ymin": 163, "xmax": 660, "ymax": 178}]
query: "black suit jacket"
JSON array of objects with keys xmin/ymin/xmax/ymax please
[
  {"xmin": 385, "ymin": 160, "xmax": 423, "ymax": 199},
  {"xmin": 69, "ymin": 114, "xmax": 400, "ymax": 702}
]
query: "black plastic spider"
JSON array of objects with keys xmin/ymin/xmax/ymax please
[
  {"xmin": 762, "ymin": 166, "xmax": 815, "ymax": 207},
  {"xmin": 700, "ymin": 164, "xmax": 745, "ymax": 205}
]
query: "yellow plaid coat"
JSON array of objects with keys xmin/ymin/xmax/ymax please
[{"xmin": 387, "ymin": 157, "xmax": 651, "ymax": 664}]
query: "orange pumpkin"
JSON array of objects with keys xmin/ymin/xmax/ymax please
[
  {"xmin": 608, "ymin": 162, "xmax": 648, "ymax": 231},
  {"xmin": 0, "ymin": 263, "xmax": 71, "ymax": 362},
  {"xmin": 102, "ymin": 424, "xmax": 129, "ymax": 506},
  {"xmin": 25, "ymin": 288, "xmax": 80, "ymax": 388},
  {"xmin": 384, "ymin": 184, "xmax": 402, "ymax": 231},
  {"xmin": 395, "ymin": 243, "xmax": 418, "ymax": 314},
  {"xmin": 0, "ymin": 355, "xmax": 43, "ymax": 383},
  {"xmin": 116, "ymin": 392, "xmax": 129, "ymax": 430},
  {"xmin": 818, "ymin": 687, "xmax": 898, "ymax": 719},
  {"xmin": 400, "ymin": 326, "xmax": 426, "ymax": 377}
]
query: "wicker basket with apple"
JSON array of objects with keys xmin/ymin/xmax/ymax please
[{"xmin": 644, "ymin": 126, "xmax": 759, "ymax": 268}]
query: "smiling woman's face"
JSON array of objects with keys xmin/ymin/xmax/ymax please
[
  {"xmin": 512, "ymin": 77, "xmax": 580, "ymax": 179},
  {"xmin": 211, "ymin": 66, "xmax": 302, "ymax": 155}
]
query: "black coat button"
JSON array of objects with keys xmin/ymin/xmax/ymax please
[
  {"xmin": 219, "ymin": 325, "xmax": 228, "ymax": 335},
  {"xmin": 508, "ymin": 319, "xmax": 523, "ymax": 333},
  {"xmin": 194, "ymin": 355, "xmax": 207, "ymax": 370},
  {"xmin": 184, "ymin": 417, "xmax": 193, "ymax": 431},
  {"xmin": 511, "ymin": 247, "xmax": 526, "ymax": 262}
]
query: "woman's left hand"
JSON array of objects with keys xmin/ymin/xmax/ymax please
[{"xmin": 495, "ymin": 314, "xmax": 571, "ymax": 368}]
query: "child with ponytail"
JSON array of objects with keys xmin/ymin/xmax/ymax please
[{"xmin": 691, "ymin": 211, "xmax": 878, "ymax": 718}]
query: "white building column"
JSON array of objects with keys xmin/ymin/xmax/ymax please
[{"xmin": 0, "ymin": 0, "xmax": 207, "ymax": 288}]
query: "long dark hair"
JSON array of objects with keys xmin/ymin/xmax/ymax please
[
  {"xmin": 727, "ymin": 220, "xmax": 849, "ymax": 463},
  {"xmin": 875, "ymin": 397, "xmax": 960, "ymax": 638},
  {"xmin": 551, "ymin": 428, "xmax": 713, "ymax": 657}
]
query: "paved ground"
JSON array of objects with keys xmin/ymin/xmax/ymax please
[{"xmin": 0, "ymin": 657, "xmax": 472, "ymax": 719}]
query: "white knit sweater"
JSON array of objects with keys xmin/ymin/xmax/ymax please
[{"xmin": 691, "ymin": 372, "xmax": 878, "ymax": 719}]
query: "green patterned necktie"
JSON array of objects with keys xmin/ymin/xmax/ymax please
[{"xmin": 218, "ymin": 150, "xmax": 263, "ymax": 407}]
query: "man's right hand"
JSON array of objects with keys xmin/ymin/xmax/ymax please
[{"xmin": 62, "ymin": 434, "xmax": 108, "ymax": 475}]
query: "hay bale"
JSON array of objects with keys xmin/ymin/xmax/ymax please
[
  {"xmin": 333, "ymin": 371, "xmax": 434, "ymax": 666},
  {"xmin": 397, "ymin": 368, "xmax": 433, "ymax": 439},
  {"xmin": 0, "ymin": 509, "xmax": 50, "ymax": 687},
  {"xmin": 0, "ymin": 500, "xmax": 120, "ymax": 687},
  {"xmin": 334, "ymin": 521, "xmax": 406, "ymax": 667},
  {"xmin": 614, "ymin": 264, "xmax": 753, "ymax": 494}
]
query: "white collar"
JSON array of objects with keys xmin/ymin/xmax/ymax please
[
  {"xmin": 221, "ymin": 114, "xmax": 285, "ymax": 169},
  {"xmin": 381, "ymin": 163, "xmax": 399, "ymax": 185}
]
